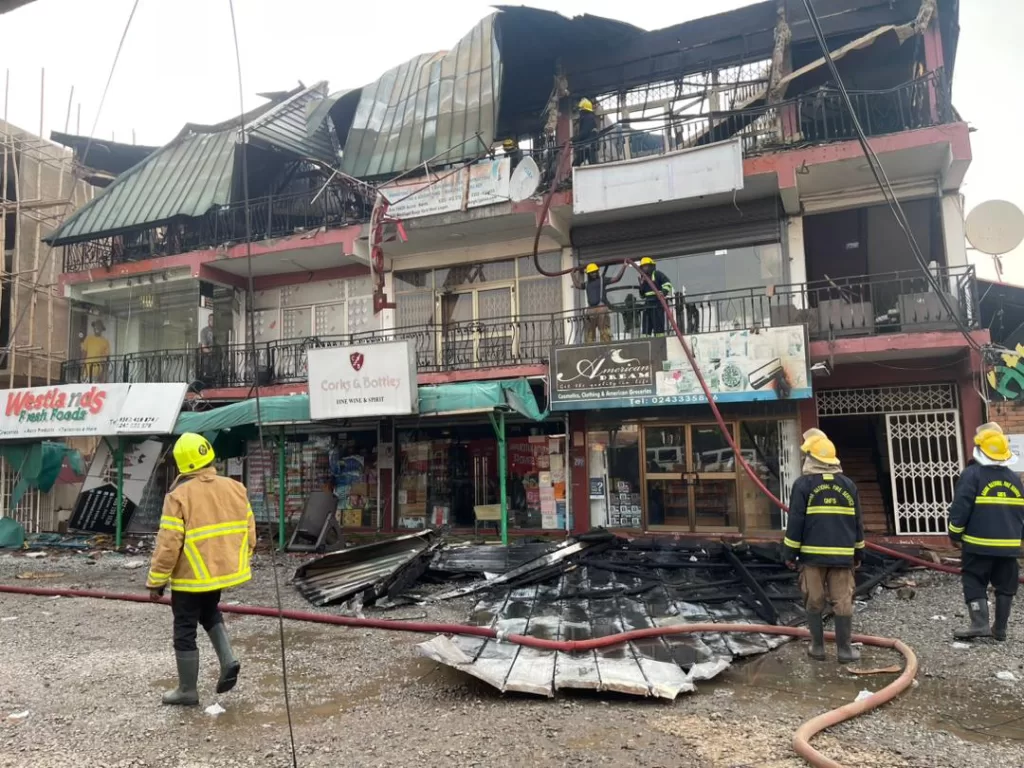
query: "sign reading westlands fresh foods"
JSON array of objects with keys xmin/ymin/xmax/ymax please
[
  {"xmin": 0, "ymin": 383, "xmax": 187, "ymax": 439},
  {"xmin": 307, "ymin": 341, "xmax": 419, "ymax": 420}
]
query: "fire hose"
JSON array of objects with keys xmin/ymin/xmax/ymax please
[{"xmin": 0, "ymin": 582, "xmax": 914, "ymax": 768}]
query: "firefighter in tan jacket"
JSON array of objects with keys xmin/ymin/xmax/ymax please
[{"xmin": 147, "ymin": 432, "xmax": 256, "ymax": 706}]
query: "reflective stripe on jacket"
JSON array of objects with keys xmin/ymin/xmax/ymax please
[
  {"xmin": 782, "ymin": 472, "xmax": 864, "ymax": 567},
  {"xmin": 948, "ymin": 463, "xmax": 1024, "ymax": 557},
  {"xmin": 147, "ymin": 467, "xmax": 257, "ymax": 592},
  {"xmin": 639, "ymin": 270, "xmax": 673, "ymax": 298}
]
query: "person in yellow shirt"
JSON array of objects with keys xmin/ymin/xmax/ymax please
[{"xmin": 80, "ymin": 319, "xmax": 110, "ymax": 382}]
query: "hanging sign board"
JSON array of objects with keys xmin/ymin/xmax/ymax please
[
  {"xmin": 550, "ymin": 325, "xmax": 811, "ymax": 410},
  {"xmin": 307, "ymin": 341, "xmax": 418, "ymax": 420},
  {"xmin": 0, "ymin": 382, "xmax": 187, "ymax": 439},
  {"xmin": 69, "ymin": 438, "xmax": 163, "ymax": 535}
]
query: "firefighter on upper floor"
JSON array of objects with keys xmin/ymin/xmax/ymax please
[
  {"xmin": 636, "ymin": 257, "xmax": 673, "ymax": 336},
  {"xmin": 949, "ymin": 422, "xmax": 1024, "ymax": 642},
  {"xmin": 782, "ymin": 428, "xmax": 865, "ymax": 663},
  {"xmin": 147, "ymin": 432, "xmax": 257, "ymax": 705}
]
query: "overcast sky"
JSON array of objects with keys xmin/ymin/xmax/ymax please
[{"xmin": 1, "ymin": 0, "xmax": 1022, "ymax": 277}]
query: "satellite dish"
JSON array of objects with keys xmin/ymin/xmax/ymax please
[
  {"xmin": 966, "ymin": 199, "xmax": 1024, "ymax": 256},
  {"xmin": 508, "ymin": 156, "xmax": 541, "ymax": 202}
]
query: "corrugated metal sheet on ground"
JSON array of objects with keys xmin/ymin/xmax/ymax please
[
  {"xmin": 417, "ymin": 561, "xmax": 803, "ymax": 699},
  {"xmin": 293, "ymin": 531, "xmax": 436, "ymax": 607},
  {"xmin": 430, "ymin": 542, "xmax": 557, "ymax": 574}
]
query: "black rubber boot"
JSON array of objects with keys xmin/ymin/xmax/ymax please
[
  {"xmin": 992, "ymin": 596, "xmax": 1013, "ymax": 642},
  {"xmin": 208, "ymin": 623, "xmax": 241, "ymax": 694},
  {"xmin": 834, "ymin": 616, "xmax": 861, "ymax": 664},
  {"xmin": 953, "ymin": 599, "xmax": 992, "ymax": 640},
  {"xmin": 805, "ymin": 612, "xmax": 827, "ymax": 661},
  {"xmin": 162, "ymin": 651, "xmax": 200, "ymax": 706}
]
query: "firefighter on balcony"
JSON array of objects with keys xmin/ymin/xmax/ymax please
[
  {"xmin": 949, "ymin": 422, "xmax": 1024, "ymax": 642},
  {"xmin": 146, "ymin": 432, "xmax": 257, "ymax": 706},
  {"xmin": 783, "ymin": 428, "xmax": 865, "ymax": 663},
  {"xmin": 583, "ymin": 263, "xmax": 612, "ymax": 343},
  {"xmin": 637, "ymin": 257, "xmax": 673, "ymax": 336},
  {"xmin": 574, "ymin": 97, "xmax": 598, "ymax": 166}
]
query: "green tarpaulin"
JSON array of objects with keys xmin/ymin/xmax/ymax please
[
  {"xmin": 0, "ymin": 442, "xmax": 85, "ymax": 511},
  {"xmin": 172, "ymin": 379, "xmax": 546, "ymax": 435},
  {"xmin": 0, "ymin": 517, "xmax": 25, "ymax": 549}
]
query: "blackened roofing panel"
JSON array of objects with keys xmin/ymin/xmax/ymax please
[{"xmin": 246, "ymin": 82, "xmax": 337, "ymax": 164}]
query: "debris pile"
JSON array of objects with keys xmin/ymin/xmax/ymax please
[{"xmin": 291, "ymin": 530, "xmax": 907, "ymax": 698}]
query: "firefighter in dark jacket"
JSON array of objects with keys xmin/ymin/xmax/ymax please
[
  {"xmin": 783, "ymin": 428, "xmax": 865, "ymax": 663},
  {"xmin": 637, "ymin": 257, "xmax": 673, "ymax": 336},
  {"xmin": 949, "ymin": 422, "xmax": 1024, "ymax": 641}
]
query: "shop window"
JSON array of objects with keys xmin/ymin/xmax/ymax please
[
  {"xmin": 398, "ymin": 424, "xmax": 568, "ymax": 531},
  {"xmin": 587, "ymin": 424, "xmax": 642, "ymax": 529}
]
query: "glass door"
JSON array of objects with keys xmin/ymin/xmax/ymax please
[
  {"xmin": 642, "ymin": 422, "xmax": 740, "ymax": 532},
  {"xmin": 439, "ymin": 286, "xmax": 515, "ymax": 368},
  {"xmin": 643, "ymin": 426, "xmax": 691, "ymax": 527}
]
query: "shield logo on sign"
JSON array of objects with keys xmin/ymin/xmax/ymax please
[{"xmin": 350, "ymin": 352, "xmax": 365, "ymax": 372}]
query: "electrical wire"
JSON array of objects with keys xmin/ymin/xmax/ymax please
[
  {"xmin": 1, "ymin": 0, "xmax": 141, "ymax": 360},
  {"xmin": 799, "ymin": 0, "xmax": 981, "ymax": 354},
  {"xmin": 225, "ymin": 2, "xmax": 299, "ymax": 766}
]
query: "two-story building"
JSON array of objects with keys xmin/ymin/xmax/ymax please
[{"xmin": 50, "ymin": 0, "xmax": 978, "ymax": 543}]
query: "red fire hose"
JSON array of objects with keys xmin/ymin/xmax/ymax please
[{"xmin": 0, "ymin": 582, "xmax": 914, "ymax": 768}]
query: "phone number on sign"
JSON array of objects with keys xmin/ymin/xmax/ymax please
[{"xmin": 630, "ymin": 394, "xmax": 719, "ymax": 406}]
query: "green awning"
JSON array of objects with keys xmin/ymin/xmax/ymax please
[
  {"xmin": 417, "ymin": 379, "xmax": 547, "ymax": 421},
  {"xmin": 173, "ymin": 379, "xmax": 546, "ymax": 435},
  {"xmin": 0, "ymin": 442, "xmax": 85, "ymax": 511}
]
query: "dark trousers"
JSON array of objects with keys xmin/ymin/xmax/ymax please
[
  {"xmin": 171, "ymin": 590, "xmax": 224, "ymax": 652},
  {"xmin": 961, "ymin": 551, "xmax": 1020, "ymax": 603},
  {"xmin": 642, "ymin": 298, "xmax": 665, "ymax": 335}
]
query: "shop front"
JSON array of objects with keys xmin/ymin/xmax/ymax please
[{"xmin": 551, "ymin": 326, "xmax": 811, "ymax": 535}]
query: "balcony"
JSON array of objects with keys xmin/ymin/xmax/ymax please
[
  {"xmin": 60, "ymin": 265, "xmax": 977, "ymax": 388},
  {"xmin": 585, "ymin": 70, "xmax": 951, "ymax": 168},
  {"xmin": 60, "ymin": 189, "xmax": 371, "ymax": 273}
]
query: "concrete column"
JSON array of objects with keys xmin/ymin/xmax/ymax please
[
  {"xmin": 940, "ymin": 194, "xmax": 968, "ymax": 297},
  {"xmin": 560, "ymin": 247, "xmax": 577, "ymax": 345},
  {"xmin": 785, "ymin": 215, "xmax": 807, "ymax": 309}
]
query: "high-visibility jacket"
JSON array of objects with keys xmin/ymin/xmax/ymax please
[
  {"xmin": 146, "ymin": 467, "xmax": 256, "ymax": 593},
  {"xmin": 948, "ymin": 462, "xmax": 1024, "ymax": 557},
  {"xmin": 782, "ymin": 472, "xmax": 865, "ymax": 567},
  {"xmin": 638, "ymin": 270, "xmax": 673, "ymax": 299}
]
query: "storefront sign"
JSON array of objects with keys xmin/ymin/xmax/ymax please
[
  {"xmin": 69, "ymin": 438, "xmax": 163, "ymax": 534},
  {"xmin": 380, "ymin": 157, "xmax": 511, "ymax": 220},
  {"xmin": 307, "ymin": 342, "xmax": 418, "ymax": 420},
  {"xmin": 0, "ymin": 383, "xmax": 186, "ymax": 439},
  {"xmin": 550, "ymin": 325, "xmax": 811, "ymax": 411}
]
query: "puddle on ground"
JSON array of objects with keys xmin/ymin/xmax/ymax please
[{"xmin": 703, "ymin": 642, "xmax": 1024, "ymax": 743}]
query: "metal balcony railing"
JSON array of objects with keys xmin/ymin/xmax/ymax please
[
  {"xmin": 60, "ymin": 188, "xmax": 370, "ymax": 273},
  {"xmin": 584, "ymin": 69, "xmax": 952, "ymax": 166},
  {"xmin": 60, "ymin": 265, "xmax": 978, "ymax": 386}
]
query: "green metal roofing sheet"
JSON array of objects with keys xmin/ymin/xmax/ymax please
[
  {"xmin": 49, "ymin": 128, "xmax": 237, "ymax": 245},
  {"xmin": 48, "ymin": 84, "xmax": 338, "ymax": 246},
  {"xmin": 340, "ymin": 14, "xmax": 501, "ymax": 178}
]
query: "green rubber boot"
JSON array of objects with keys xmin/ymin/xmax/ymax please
[
  {"xmin": 805, "ymin": 612, "xmax": 827, "ymax": 661},
  {"xmin": 162, "ymin": 651, "xmax": 200, "ymax": 706},
  {"xmin": 208, "ymin": 623, "xmax": 241, "ymax": 694},
  {"xmin": 835, "ymin": 616, "xmax": 861, "ymax": 664},
  {"xmin": 953, "ymin": 599, "xmax": 992, "ymax": 640}
]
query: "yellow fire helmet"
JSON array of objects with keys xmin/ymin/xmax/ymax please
[
  {"xmin": 577, "ymin": 97, "xmax": 594, "ymax": 112},
  {"xmin": 585, "ymin": 263, "xmax": 599, "ymax": 274},
  {"xmin": 173, "ymin": 432, "xmax": 216, "ymax": 475},
  {"xmin": 800, "ymin": 432, "xmax": 841, "ymax": 466},
  {"xmin": 975, "ymin": 426, "xmax": 1013, "ymax": 463},
  {"xmin": 502, "ymin": 138, "xmax": 516, "ymax": 150},
  {"xmin": 639, "ymin": 257, "xmax": 655, "ymax": 267}
]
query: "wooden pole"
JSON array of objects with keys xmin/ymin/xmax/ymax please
[{"xmin": 26, "ymin": 68, "xmax": 44, "ymax": 384}]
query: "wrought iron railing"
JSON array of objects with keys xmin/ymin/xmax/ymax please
[
  {"xmin": 584, "ymin": 69, "xmax": 951, "ymax": 166},
  {"xmin": 60, "ymin": 265, "xmax": 977, "ymax": 386},
  {"xmin": 60, "ymin": 187, "xmax": 371, "ymax": 273}
]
